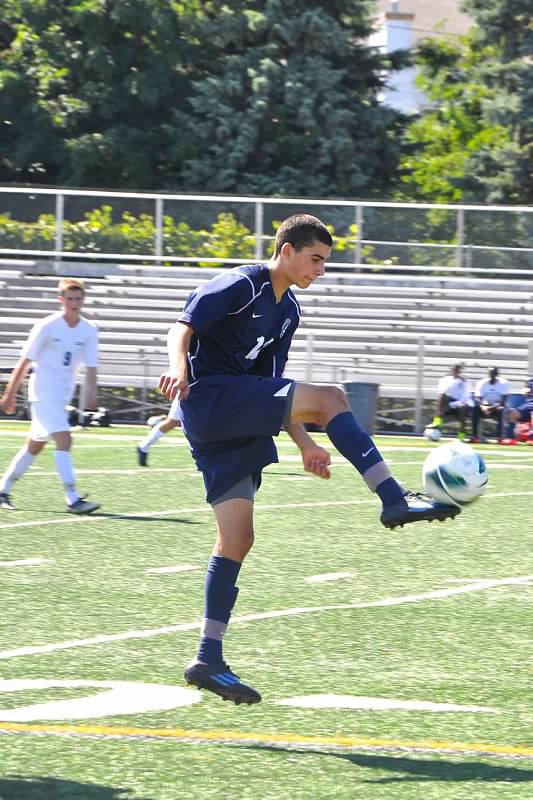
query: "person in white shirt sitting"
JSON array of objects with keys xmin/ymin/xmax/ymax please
[
  {"xmin": 431, "ymin": 364, "xmax": 473, "ymax": 441},
  {"xmin": 471, "ymin": 366, "xmax": 510, "ymax": 443}
]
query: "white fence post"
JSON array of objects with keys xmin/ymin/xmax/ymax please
[
  {"xmin": 154, "ymin": 197, "xmax": 164, "ymax": 263},
  {"xmin": 415, "ymin": 337, "xmax": 425, "ymax": 434},
  {"xmin": 306, "ymin": 333, "xmax": 314, "ymax": 383},
  {"xmin": 355, "ymin": 204, "xmax": 363, "ymax": 264},
  {"xmin": 54, "ymin": 193, "xmax": 64, "ymax": 269},
  {"xmin": 254, "ymin": 201, "xmax": 264, "ymax": 261},
  {"xmin": 456, "ymin": 207, "xmax": 464, "ymax": 268}
]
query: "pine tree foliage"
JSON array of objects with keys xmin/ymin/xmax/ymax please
[{"xmin": 181, "ymin": 1, "xmax": 405, "ymax": 197}]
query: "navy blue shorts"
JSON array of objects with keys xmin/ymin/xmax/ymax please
[
  {"xmin": 516, "ymin": 402, "xmax": 533, "ymax": 423},
  {"xmin": 180, "ymin": 374, "xmax": 295, "ymax": 503}
]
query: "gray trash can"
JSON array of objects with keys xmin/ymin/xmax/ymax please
[{"xmin": 343, "ymin": 381, "xmax": 380, "ymax": 434}]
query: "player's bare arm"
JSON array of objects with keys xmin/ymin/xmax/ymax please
[
  {"xmin": 284, "ymin": 422, "xmax": 331, "ymax": 480},
  {"xmin": 159, "ymin": 322, "xmax": 193, "ymax": 402},
  {"xmin": 0, "ymin": 357, "xmax": 32, "ymax": 415},
  {"xmin": 85, "ymin": 367, "xmax": 98, "ymax": 410}
]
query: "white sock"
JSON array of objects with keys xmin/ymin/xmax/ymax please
[
  {"xmin": 54, "ymin": 450, "xmax": 79, "ymax": 505},
  {"xmin": 0, "ymin": 447, "xmax": 35, "ymax": 493},
  {"xmin": 138, "ymin": 424, "xmax": 166, "ymax": 451}
]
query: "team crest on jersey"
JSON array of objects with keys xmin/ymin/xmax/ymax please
[{"xmin": 281, "ymin": 318, "xmax": 291, "ymax": 337}]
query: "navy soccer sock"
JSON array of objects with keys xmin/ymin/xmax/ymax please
[
  {"xmin": 326, "ymin": 411, "xmax": 405, "ymax": 507},
  {"xmin": 197, "ymin": 555, "xmax": 242, "ymax": 664}
]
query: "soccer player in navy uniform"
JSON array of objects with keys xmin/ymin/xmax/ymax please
[{"xmin": 159, "ymin": 214, "xmax": 459, "ymax": 705}]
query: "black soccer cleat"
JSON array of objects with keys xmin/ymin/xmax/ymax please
[
  {"xmin": 380, "ymin": 491, "xmax": 461, "ymax": 530},
  {"xmin": 184, "ymin": 661, "xmax": 262, "ymax": 705},
  {"xmin": 136, "ymin": 446, "xmax": 148, "ymax": 467},
  {"xmin": 67, "ymin": 497, "xmax": 100, "ymax": 515},
  {"xmin": 0, "ymin": 492, "xmax": 15, "ymax": 510}
]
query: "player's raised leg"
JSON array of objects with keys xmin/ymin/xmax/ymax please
[
  {"xmin": 184, "ymin": 486, "xmax": 261, "ymax": 705},
  {"xmin": 289, "ymin": 382, "xmax": 460, "ymax": 529}
]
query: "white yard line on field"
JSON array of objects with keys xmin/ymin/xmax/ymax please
[
  {"xmin": 146, "ymin": 565, "xmax": 200, "ymax": 575},
  {"xmin": 0, "ymin": 558, "xmax": 51, "ymax": 568},
  {"xmin": 1, "ymin": 491, "xmax": 533, "ymax": 532},
  {"xmin": 0, "ymin": 574, "xmax": 531, "ymax": 662}
]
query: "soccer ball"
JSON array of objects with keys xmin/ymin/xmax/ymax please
[
  {"xmin": 424, "ymin": 426, "xmax": 442, "ymax": 442},
  {"xmin": 422, "ymin": 441, "xmax": 488, "ymax": 507}
]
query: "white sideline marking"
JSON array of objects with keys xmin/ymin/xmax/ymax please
[
  {"xmin": 0, "ymin": 559, "xmax": 50, "ymax": 568},
  {"xmin": 0, "ymin": 575, "xmax": 531, "ymax": 662},
  {"xmin": 0, "ymin": 679, "xmax": 201, "ymax": 721},
  {"xmin": 276, "ymin": 695, "xmax": 499, "ymax": 714},
  {"xmin": 306, "ymin": 572, "xmax": 354, "ymax": 583},
  {"xmin": 146, "ymin": 564, "xmax": 200, "ymax": 575},
  {"xmin": 23, "ymin": 467, "xmax": 201, "ymax": 477},
  {"xmin": 1, "ymin": 491, "xmax": 533, "ymax": 532}
]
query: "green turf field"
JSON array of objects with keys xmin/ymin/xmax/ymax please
[{"xmin": 0, "ymin": 421, "xmax": 532, "ymax": 799}]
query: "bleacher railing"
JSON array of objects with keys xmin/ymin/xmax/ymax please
[{"xmin": 0, "ymin": 187, "xmax": 532, "ymax": 270}]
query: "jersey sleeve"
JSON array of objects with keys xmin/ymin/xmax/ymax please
[
  {"xmin": 20, "ymin": 320, "xmax": 47, "ymax": 361},
  {"xmin": 178, "ymin": 273, "xmax": 254, "ymax": 336}
]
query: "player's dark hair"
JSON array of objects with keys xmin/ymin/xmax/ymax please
[{"xmin": 274, "ymin": 214, "xmax": 332, "ymax": 256}]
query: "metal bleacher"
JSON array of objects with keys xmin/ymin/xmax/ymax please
[{"xmin": 1, "ymin": 259, "xmax": 532, "ymax": 427}]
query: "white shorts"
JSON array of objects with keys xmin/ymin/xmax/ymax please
[
  {"xmin": 169, "ymin": 395, "xmax": 181, "ymax": 421},
  {"xmin": 29, "ymin": 401, "xmax": 70, "ymax": 442}
]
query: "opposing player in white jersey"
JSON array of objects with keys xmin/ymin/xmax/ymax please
[
  {"xmin": 136, "ymin": 395, "xmax": 181, "ymax": 467},
  {"xmin": 0, "ymin": 278, "xmax": 100, "ymax": 513}
]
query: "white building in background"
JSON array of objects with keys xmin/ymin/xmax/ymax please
[{"xmin": 370, "ymin": 0, "xmax": 473, "ymax": 113}]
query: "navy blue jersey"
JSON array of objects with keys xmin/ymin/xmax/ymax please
[{"xmin": 178, "ymin": 264, "xmax": 300, "ymax": 381}]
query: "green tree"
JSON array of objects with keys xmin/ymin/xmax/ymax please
[
  {"xmin": 0, "ymin": 1, "xmax": 198, "ymax": 187},
  {"xmin": 0, "ymin": 1, "xmax": 407, "ymax": 196},
  {"xmin": 459, "ymin": 0, "xmax": 533, "ymax": 204},
  {"xmin": 398, "ymin": 0, "xmax": 532, "ymax": 204},
  {"xmin": 179, "ymin": 0, "xmax": 407, "ymax": 197}
]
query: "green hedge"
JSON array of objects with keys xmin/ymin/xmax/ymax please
[{"xmin": 0, "ymin": 207, "xmax": 381, "ymax": 264}]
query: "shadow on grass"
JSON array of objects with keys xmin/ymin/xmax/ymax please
[
  {"xmin": 0, "ymin": 776, "xmax": 153, "ymax": 799},
  {"xmin": 89, "ymin": 512, "xmax": 203, "ymax": 525},
  {"xmin": 15, "ymin": 510, "xmax": 203, "ymax": 524},
  {"xmin": 244, "ymin": 745, "xmax": 533, "ymax": 784}
]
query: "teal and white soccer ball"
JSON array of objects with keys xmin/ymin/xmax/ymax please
[
  {"xmin": 422, "ymin": 441, "xmax": 488, "ymax": 507},
  {"xmin": 424, "ymin": 426, "xmax": 442, "ymax": 442}
]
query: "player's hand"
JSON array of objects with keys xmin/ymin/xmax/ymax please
[
  {"xmin": 158, "ymin": 370, "xmax": 190, "ymax": 402},
  {"xmin": 301, "ymin": 444, "xmax": 331, "ymax": 480},
  {"xmin": 0, "ymin": 393, "xmax": 16, "ymax": 415}
]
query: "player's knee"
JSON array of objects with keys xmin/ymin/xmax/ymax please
[
  {"xmin": 241, "ymin": 530, "xmax": 255, "ymax": 556},
  {"xmin": 319, "ymin": 385, "xmax": 349, "ymax": 422},
  {"xmin": 28, "ymin": 440, "xmax": 45, "ymax": 456}
]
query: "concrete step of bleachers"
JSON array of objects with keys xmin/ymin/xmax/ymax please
[{"xmin": 1, "ymin": 261, "xmax": 531, "ymax": 402}]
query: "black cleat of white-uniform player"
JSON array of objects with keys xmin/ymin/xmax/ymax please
[
  {"xmin": 380, "ymin": 491, "xmax": 460, "ymax": 530},
  {"xmin": 0, "ymin": 492, "xmax": 15, "ymax": 510},
  {"xmin": 184, "ymin": 661, "xmax": 261, "ymax": 705},
  {"xmin": 67, "ymin": 496, "xmax": 100, "ymax": 515}
]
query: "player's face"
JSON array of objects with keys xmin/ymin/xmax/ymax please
[
  {"xmin": 60, "ymin": 289, "xmax": 84, "ymax": 314},
  {"xmin": 286, "ymin": 241, "xmax": 331, "ymax": 289}
]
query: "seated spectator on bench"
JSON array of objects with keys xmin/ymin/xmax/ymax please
[
  {"xmin": 471, "ymin": 366, "xmax": 509, "ymax": 443},
  {"xmin": 431, "ymin": 364, "xmax": 473, "ymax": 441},
  {"xmin": 504, "ymin": 377, "xmax": 533, "ymax": 446}
]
